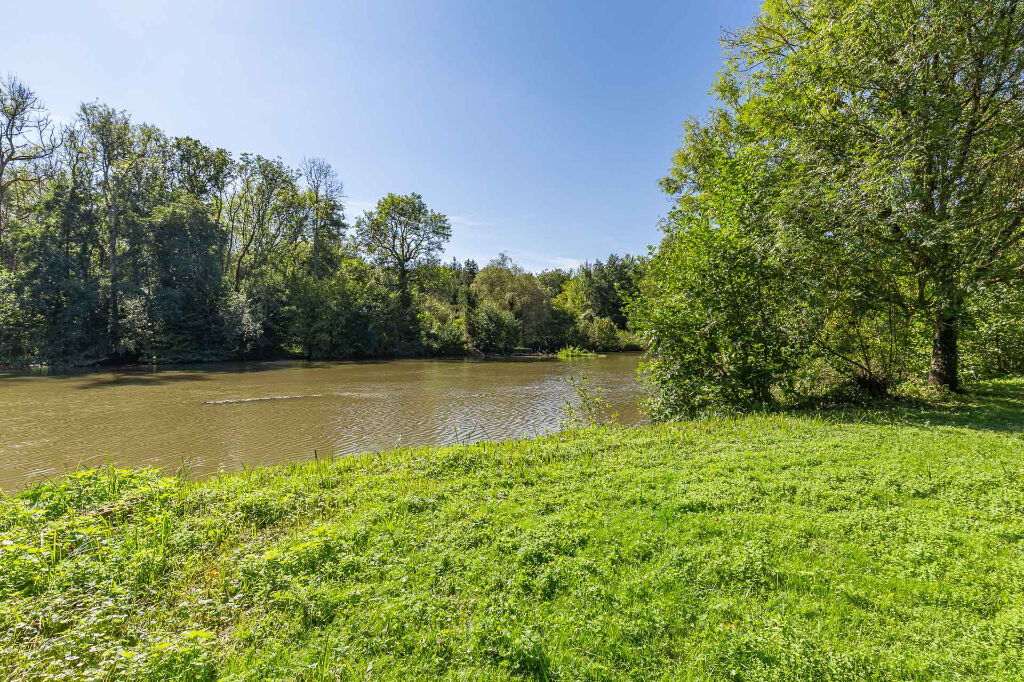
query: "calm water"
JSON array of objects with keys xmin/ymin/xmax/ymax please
[{"xmin": 0, "ymin": 354, "xmax": 643, "ymax": 490}]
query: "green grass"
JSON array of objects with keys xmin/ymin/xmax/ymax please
[
  {"xmin": 2, "ymin": 382, "xmax": 1024, "ymax": 680},
  {"xmin": 555, "ymin": 346, "xmax": 600, "ymax": 360}
]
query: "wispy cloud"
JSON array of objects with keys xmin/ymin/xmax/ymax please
[
  {"xmin": 448, "ymin": 215, "xmax": 493, "ymax": 229},
  {"xmin": 345, "ymin": 202, "xmax": 492, "ymax": 230},
  {"xmin": 548, "ymin": 256, "xmax": 582, "ymax": 270},
  {"xmin": 346, "ymin": 199, "xmax": 376, "ymax": 215}
]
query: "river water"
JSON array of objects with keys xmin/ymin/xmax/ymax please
[{"xmin": 0, "ymin": 354, "xmax": 644, "ymax": 490}]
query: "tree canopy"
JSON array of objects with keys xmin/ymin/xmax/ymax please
[
  {"xmin": 0, "ymin": 76, "xmax": 643, "ymax": 366},
  {"xmin": 632, "ymin": 0, "xmax": 1024, "ymax": 414}
]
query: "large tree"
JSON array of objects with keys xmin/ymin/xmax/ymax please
[
  {"xmin": 730, "ymin": 0, "xmax": 1024, "ymax": 391},
  {"xmin": 639, "ymin": 0, "xmax": 1024, "ymax": 404},
  {"xmin": 78, "ymin": 102, "xmax": 155, "ymax": 357},
  {"xmin": 356, "ymin": 192, "xmax": 450, "ymax": 308},
  {"xmin": 224, "ymin": 154, "xmax": 301, "ymax": 291},
  {"xmin": 0, "ymin": 75, "xmax": 57, "ymax": 269},
  {"xmin": 301, "ymin": 157, "xmax": 344, "ymax": 278}
]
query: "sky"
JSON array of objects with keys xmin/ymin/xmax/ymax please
[{"xmin": 1, "ymin": 0, "xmax": 762, "ymax": 272}]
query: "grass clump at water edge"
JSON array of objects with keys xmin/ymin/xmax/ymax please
[
  {"xmin": 1, "ymin": 380, "xmax": 1023, "ymax": 680},
  {"xmin": 555, "ymin": 346, "xmax": 601, "ymax": 360}
]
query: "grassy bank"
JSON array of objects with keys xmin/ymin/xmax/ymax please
[{"xmin": 2, "ymin": 383, "xmax": 1024, "ymax": 680}]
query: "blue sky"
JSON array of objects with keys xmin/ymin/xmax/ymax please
[{"xmin": 2, "ymin": 0, "xmax": 761, "ymax": 272}]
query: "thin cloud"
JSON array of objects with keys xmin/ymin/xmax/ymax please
[
  {"xmin": 345, "ymin": 202, "xmax": 491, "ymax": 229},
  {"xmin": 548, "ymin": 256, "xmax": 581, "ymax": 270},
  {"xmin": 448, "ymin": 215, "xmax": 493, "ymax": 229},
  {"xmin": 346, "ymin": 199, "xmax": 376, "ymax": 215}
]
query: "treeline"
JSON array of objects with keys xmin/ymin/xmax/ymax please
[
  {"xmin": 0, "ymin": 76, "xmax": 642, "ymax": 367},
  {"xmin": 630, "ymin": 0, "xmax": 1024, "ymax": 416}
]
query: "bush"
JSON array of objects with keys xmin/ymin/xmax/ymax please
[
  {"xmin": 961, "ymin": 283, "xmax": 1024, "ymax": 379},
  {"xmin": 470, "ymin": 301, "xmax": 520, "ymax": 355},
  {"xmin": 579, "ymin": 315, "xmax": 619, "ymax": 352},
  {"xmin": 556, "ymin": 346, "xmax": 598, "ymax": 360},
  {"xmin": 418, "ymin": 296, "xmax": 468, "ymax": 356},
  {"xmin": 628, "ymin": 223, "xmax": 809, "ymax": 417}
]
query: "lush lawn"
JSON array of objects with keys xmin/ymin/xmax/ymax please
[{"xmin": 2, "ymin": 383, "xmax": 1023, "ymax": 681}]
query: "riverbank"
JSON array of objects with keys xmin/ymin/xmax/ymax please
[
  {"xmin": 2, "ymin": 381, "xmax": 1023, "ymax": 680},
  {"xmin": 0, "ymin": 346, "xmax": 641, "ymax": 373}
]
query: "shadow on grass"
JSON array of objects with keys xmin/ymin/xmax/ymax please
[{"xmin": 807, "ymin": 379, "xmax": 1024, "ymax": 435}]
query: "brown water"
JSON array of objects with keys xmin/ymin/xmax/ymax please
[{"xmin": 0, "ymin": 354, "xmax": 643, "ymax": 490}]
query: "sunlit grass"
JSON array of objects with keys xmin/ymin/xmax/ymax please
[
  {"xmin": 1, "ymin": 381, "xmax": 1023, "ymax": 680},
  {"xmin": 555, "ymin": 345, "xmax": 601, "ymax": 360}
]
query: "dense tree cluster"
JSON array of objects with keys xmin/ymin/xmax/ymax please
[
  {"xmin": 631, "ymin": 0, "xmax": 1024, "ymax": 415},
  {"xmin": 0, "ymin": 77, "xmax": 641, "ymax": 367}
]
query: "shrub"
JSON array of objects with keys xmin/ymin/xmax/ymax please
[
  {"xmin": 418, "ymin": 296, "xmax": 468, "ymax": 356},
  {"xmin": 961, "ymin": 283, "xmax": 1024, "ymax": 380},
  {"xmin": 555, "ymin": 346, "xmax": 598, "ymax": 360},
  {"xmin": 470, "ymin": 301, "xmax": 520, "ymax": 354},
  {"xmin": 628, "ymin": 224, "xmax": 809, "ymax": 417},
  {"xmin": 580, "ymin": 315, "xmax": 619, "ymax": 351}
]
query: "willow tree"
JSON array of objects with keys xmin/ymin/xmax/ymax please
[{"xmin": 735, "ymin": 0, "xmax": 1024, "ymax": 391}]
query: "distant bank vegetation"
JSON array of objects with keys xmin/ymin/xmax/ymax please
[{"xmin": 0, "ymin": 77, "xmax": 642, "ymax": 367}]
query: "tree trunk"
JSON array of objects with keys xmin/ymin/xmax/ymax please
[{"xmin": 928, "ymin": 308, "xmax": 959, "ymax": 392}]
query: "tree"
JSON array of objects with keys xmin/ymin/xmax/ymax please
[
  {"xmin": 725, "ymin": 0, "xmax": 1024, "ymax": 391},
  {"xmin": 301, "ymin": 157, "xmax": 344, "ymax": 278},
  {"xmin": 18, "ymin": 128, "xmax": 103, "ymax": 365},
  {"xmin": 0, "ymin": 72, "xmax": 644, "ymax": 368},
  {"xmin": 146, "ymin": 195, "xmax": 226, "ymax": 360},
  {"xmin": 356, "ymin": 192, "xmax": 450, "ymax": 309},
  {"xmin": 636, "ymin": 0, "xmax": 1024, "ymax": 408},
  {"xmin": 0, "ymin": 75, "xmax": 57, "ymax": 268},
  {"xmin": 225, "ymin": 154, "xmax": 300, "ymax": 291},
  {"xmin": 170, "ymin": 136, "xmax": 233, "ymax": 221},
  {"xmin": 79, "ymin": 102, "xmax": 155, "ymax": 358},
  {"xmin": 590, "ymin": 254, "xmax": 643, "ymax": 327},
  {"xmin": 470, "ymin": 254, "xmax": 548, "ymax": 349},
  {"xmin": 537, "ymin": 268, "xmax": 571, "ymax": 300}
]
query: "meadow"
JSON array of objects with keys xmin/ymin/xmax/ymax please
[{"xmin": 2, "ymin": 381, "xmax": 1023, "ymax": 680}]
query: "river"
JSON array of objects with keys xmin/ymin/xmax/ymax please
[{"xmin": 0, "ymin": 353, "xmax": 644, "ymax": 490}]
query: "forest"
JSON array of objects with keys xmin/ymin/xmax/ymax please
[{"xmin": 0, "ymin": 77, "xmax": 642, "ymax": 367}]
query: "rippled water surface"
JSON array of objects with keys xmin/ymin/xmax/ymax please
[{"xmin": 0, "ymin": 354, "xmax": 643, "ymax": 489}]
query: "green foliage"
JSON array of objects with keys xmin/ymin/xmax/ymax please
[
  {"xmin": 555, "ymin": 345, "xmax": 598, "ymax": 360},
  {"xmin": 633, "ymin": 0, "xmax": 1024, "ymax": 412},
  {"xmin": 559, "ymin": 372, "xmax": 617, "ymax": 427},
  {"xmin": 356, "ymin": 193, "xmax": 450, "ymax": 313},
  {"xmin": 0, "ymin": 75, "xmax": 640, "ymax": 367},
  {"xmin": 145, "ymin": 196, "xmax": 227, "ymax": 362},
  {"xmin": 417, "ymin": 295, "xmax": 468, "ymax": 356},
  {"xmin": 283, "ymin": 259, "xmax": 387, "ymax": 359},
  {"xmin": 470, "ymin": 300, "xmax": 520, "ymax": 355},
  {"xmin": 578, "ymin": 314, "xmax": 619, "ymax": 352},
  {"xmin": 471, "ymin": 254, "xmax": 548, "ymax": 349},
  {"xmin": 630, "ymin": 218, "xmax": 809, "ymax": 417},
  {"xmin": 0, "ymin": 269, "xmax": 34, "ymax": 364},
  {"xmin": 962, "ymin": 283, "xmax": 1024, "ymax": 380},
  {"xmin": 3, "ymin": 381, "xmax": 1024, "ymax": 679}
]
